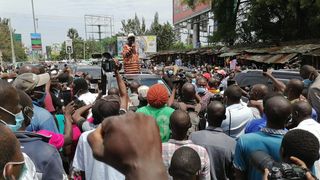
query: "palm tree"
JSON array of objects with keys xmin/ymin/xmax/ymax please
[{"xmin": 67, "ymin": 28, "xmax": 79, "ymax": 40}]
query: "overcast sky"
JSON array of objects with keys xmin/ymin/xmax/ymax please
[{"xmin": 0, "ymin": 0, "xmax": 173, "ymax": 48}]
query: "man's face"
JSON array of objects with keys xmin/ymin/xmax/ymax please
[
  {"xmin": 197, "ymin": 79, "xmax": 207, "ymax": 88},
  {"xmin": 128, "ymin": 37, "xmax": 135, "ymax": 44}
]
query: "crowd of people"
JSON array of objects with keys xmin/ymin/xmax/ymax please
[{"xmin": 1, "ymin": 53, "xmax": 320, "ymax": 180}]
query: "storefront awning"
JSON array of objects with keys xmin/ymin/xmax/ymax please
[{"xmin": 238, "ymin": 53, "xmax": 297, "ymax": 64}]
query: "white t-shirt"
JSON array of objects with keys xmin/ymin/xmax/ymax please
[
  {"xmin": 293, "ymin": 119, "xmax": 320, "ymax": 178},
  {"xmin": 221, "ymin": 103, "xmax": 254, "ymax": 139},
  {"xmin": 78, "ymin": 92, "xmax": 98, "ymax": 105},
  {"xmin": 73, "ymin": 130, "xmax": 125, "ymax": 180}
]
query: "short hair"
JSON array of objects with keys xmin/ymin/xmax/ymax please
[
  {"xmin": 300, "ymin": 65, "xmax": 315, "ymax": 79},
  {"xmin": 224, "ymin": 85, "xmax": 242, "ymax": 102},
  {"xmin": 73, "ymin": 78, "xmax": 88, "ymax": 95},
  {"xmin": 0, "ymin": 124, "xmax": 21, "ymax": 172},
  {"xmin": 92, "ymin": 95, "xmax": 120, "ymax": 125},
  {"xmin": 264, "ymin": 95, "xmax": 291, "ymax": 127},
  {"xmin": 169, "ymin": 146, "xmax": 201, "ymax": 180},
  {"xmin": 170, "ymin": 110, "xmax": 191, "ymax": 136},
  {"xmin": 281, "ymin": 129, "xmax": 319, "ymax": 168},
  {"xmin": 108, "ymin": 87, "xmax": 120, "ymax": 96},
  {"xmin": 207, "ymin": 101, "xmax": 226, "ymax": 126},
  {"xmin": 0, "ymin": 79, "xmax": 19, "ymax": 108},
  {"xmin": 287, "ymin": 79, "xmax": 304, "ymax": 95},
  {"xmin": 57, "ymin": 72, "xmax": 70, "ymax": 83}
]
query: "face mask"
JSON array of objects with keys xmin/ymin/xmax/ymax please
[
  {"xmin": 197, "ymin": 87, "xmax": 207, "ymax": 94},
  {"xmin": 191, "ymin": 78, "xmax": 196, "ymax": 84},
  {"xmin": 34, "ymin": 91, "xmax": 46, "ymax": 106},
  {"xmin": 303, "ymin": 79, "xmax": 313, "ymax": 88},
  {"xmin": 168, "ymin": 70, "xmax": 173, "ymax": 76},
  {"xmin": 0, "ymin": 106, "xmax": 24, "ymax": 132}
]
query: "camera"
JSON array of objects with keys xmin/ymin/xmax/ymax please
[
  {"xmin": 172, "ymin": 72, "xmax": 188, "ymax": 85},
  {"xmin": 251, "ymin": 151, "xmax": 310, "ymax": 180},
  {"xmin": 92, "ymin": 52, "xmax": 121, "ymax": 73}
]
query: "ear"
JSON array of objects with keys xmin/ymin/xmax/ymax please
[
  {"xmin": 222, "ymin": 115, "xmax": 227, "ymax": 120},
  {"xmin": 4, "ymin": 164, "xmax": 15, "ymax": 180}
]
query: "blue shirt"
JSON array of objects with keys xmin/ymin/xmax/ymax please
[
  {"xmin": 245, "ymin": 114, "xmax": 267, "ymax": 134},
  {"xmin": 26, "ymin": 104, "xmax": 59, "ymax": 133},
  {"xmin": 233, "ymin": 129, "xmax": 285, "ymax": 180}
]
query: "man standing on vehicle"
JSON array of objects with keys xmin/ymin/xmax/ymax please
[{"xmin": 122, "ymin": 33, "xmax": 140, "ymax": 74}]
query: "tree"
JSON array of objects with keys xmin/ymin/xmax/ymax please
[
  {"xmin": 0, "ymin": 18, "xmax": 27, "ymax": 62},
  {"xmin": 67, "ymin": 28, "xmax": 79, "ymax": 40},
  {"xmin": 121, "ymin": 14, "xmax": 146, "ymax": 35}
]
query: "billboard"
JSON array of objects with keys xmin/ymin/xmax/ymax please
[
  {"xmin": 31, "ymin": 33, "xmax": 42, "ymax": 50},
  {"xmin": 117, "ymin": 36, "xmax": 157, "ymax": 59},
  {"xmin": 173, "ymin": 0, "xmax": 212, "ymax": 25}
]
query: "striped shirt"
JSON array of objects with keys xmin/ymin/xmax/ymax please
[
  {"xmin": 122, "ymin": 44, "xmax": 140, "ymax": 74},
  {"xmin": 162, "ymin": 139, "xmax": 211, "ymax": 180}
]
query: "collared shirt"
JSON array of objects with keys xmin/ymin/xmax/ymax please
[
  {"xmin": 27, "ymin": 104, "xmax": 59, "ymax": 133},
  {"xmin": 221, "ymin": 103, "xmax": 254, "ymax": 139},
  {"xmin": 199, "ymin": 91, "xmax": 214, "ymax": 112},
  {"xmin": 162, "ymin": 139, "xmax": 210, "ymax": 180},
  {"xmin": 190, "ymin": 126, "xmax": 236, "ymax": 180},
  {"xmin": 233, "ymin": 129, "xmax": 285, "ymax": 180}
]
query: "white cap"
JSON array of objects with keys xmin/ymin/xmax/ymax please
[
  {"xmin": 128, "ymin": 33, "xmax": 135, "ymax": 38},
  {"xmin": 138, "ymin": 85, "xmax": 149, "ymax": 98}
]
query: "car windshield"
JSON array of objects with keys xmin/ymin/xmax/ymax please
[{"xmin": 76, "ymin": 67, "xmax": 101, "ymax": 78}]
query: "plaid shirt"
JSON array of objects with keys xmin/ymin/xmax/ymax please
[{"xmin": 162, "ymin": 139, "xmax": 211, "ymax": 180}]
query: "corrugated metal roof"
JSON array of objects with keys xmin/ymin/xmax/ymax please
[
  {"xmin": 238, "ymin": 53, "xmax": 297, "ymax": 64},
  {"xmin": 219, "ymin": 52, "xmax": 240, "ymax": 57}
]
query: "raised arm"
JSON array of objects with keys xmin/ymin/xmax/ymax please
[
  {"xmin": 263, "ymin": 70, "xmax": 286, "ymax": 93},
  {"xmin": 114, "ymin": 59, "xmax": 129, "ymax": 110}
]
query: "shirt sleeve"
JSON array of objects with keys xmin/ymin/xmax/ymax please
[
  {"xmin": 233, "ymin": 137, "xmax": 247, "ymax": 171},
  {"xmin": 37, "ymin": 130, "xmax": 64, "ymax": 150},
  {"xmin": 73, "ymin": 134, "xmax": 85, "ymax": 171},
  {"xmin": 81, "ymin": 121, "xmax": 96, "ymax": 132},
  {"xmin": 201, "ymin": 149, "xmax": 211, "ymax": 180}
]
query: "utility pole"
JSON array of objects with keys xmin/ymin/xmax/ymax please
[
  {"xmin": 31, "ymin": 0, "xmax": 37, "ymax": 33},
  {"xmin": 83, "ymin": 41, "xmax": 86, "ymax": 60},
  {"xmin": 9, "ymin": 19, "xmax": 16, "ymax": 64}
]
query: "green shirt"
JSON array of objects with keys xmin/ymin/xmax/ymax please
[{"xmin": 137, "ymin": 105, "xmax": 175, "ymax": 142}]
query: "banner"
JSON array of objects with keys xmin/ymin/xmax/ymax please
[
  {"xmin": 31, "ymin": 33, "xmax": 42, "ymax": 50},
  {"xmin": 173, "ymin": 0, "xmax": 212, "ymax": 25},
  {"xmin": 117, "ymin": 36, "xmax": 157, "ymax": 59},
  {"xmin": 14, "ymin": 34, "xmax": 22, "ymax": 43}
]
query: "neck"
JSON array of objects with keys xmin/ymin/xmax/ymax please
[
  {"xmin": 227, "ymin": 100, "xmax": 240, "ymax": 106},
  {"xmin": 288, "ymin": 93, "xmax": 300, "ymax": 101},
  {"xmin": 171, "ymin": 133, "xmax": 187, "ymax": 141},
  {"xmin": 266, "ymin": 122, "xmax": 284, "ymax": 130}
]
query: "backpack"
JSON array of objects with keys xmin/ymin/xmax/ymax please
[{"xmin": 178, "ymin": 102, "xmax": 201, "ymax": 135}]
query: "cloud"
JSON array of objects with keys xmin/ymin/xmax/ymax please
[{"xmin": 0, "ymin": 0, "xmax": 172, "ymax": 47}]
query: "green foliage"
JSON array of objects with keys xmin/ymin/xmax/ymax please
[
  {"xmin": 121, "ymin": 12, "xmax": 176, "ymax": 51},
  {"xmin": 0, "ymin": 18, "xmax": 27, "ymax": 62},
  {"xmin": 121, "ymin": 13, "xmax": 147, "ymax": 35},
  {"xmin": 171, "ymin": 42, "xmax": 193, "ymax": 50},
  {"xmin": 183, "ymin": 0, "xmax": 320, "ymax": 44}
]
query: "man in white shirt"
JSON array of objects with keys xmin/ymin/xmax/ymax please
[
  {"xmin": 73, "ymin": 78, "xmax": 97, "ymax": 105},
  {"xmin": 221, "ymin": 85, "xmax": 254, "ymax": 139},
  {"xmin": 291, "ymin": 101, "xmax": 320, "ymax": 177}
]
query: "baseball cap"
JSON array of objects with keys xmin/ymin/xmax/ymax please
[
  {"xmin": 138, "ymin": 85, "xmax": 149, "ymax": 99},
  {"xmin": 13, "ymin": 73, "xmax": 50, "ymax": 92},
  {"xmin": 128, "ymin": 33, "xmax": 135, "ymax": 38}
]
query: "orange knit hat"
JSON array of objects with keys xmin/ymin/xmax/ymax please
[{"xmin": 147, "ymin": 84, "xmax": 169, "ymax": 108}]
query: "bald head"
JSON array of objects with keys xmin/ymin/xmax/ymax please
[
  {"xmin": 170, "ymin": 110, "xmax": 191, "ymax": 140},
  {"xmin": 207, "ymin": 101, "xmax": 226, "ymax": 127},
  {"xmin": 181, "ymin": 83, "xmax": 196, "ymax": 101},
  {"xmin": 264, "ymin": 95, "xmax": 291, "ymax": 128},
  {"xmin": 250, "ymin": 84, "xmax": 269, "ymax": 100},
  {"xmin": 130, "ymin": 81, "xmax": 140, "ymax": 94},
  {"xmin": 300, "ymin": 65, "xmax": 316, "ymax": 79},
  {"xmin": 285, "ymin": 79, "xmax": 304, "ymax": 99},
  {"xmin": 292, "ymin": 101, "xmax": 312, "ymax": 126},
  {"xmin": 108, "ymin": 87, "xmax": 120, "ymax": 96}
]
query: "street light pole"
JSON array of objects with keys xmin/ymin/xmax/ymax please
[
  {"xmin": 31, "ymin": 0, "xmax": 37, "ymax": 33},
  {"xmin": 9, "ymin": 19, "xmax": 16, "ymax": 64}
]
